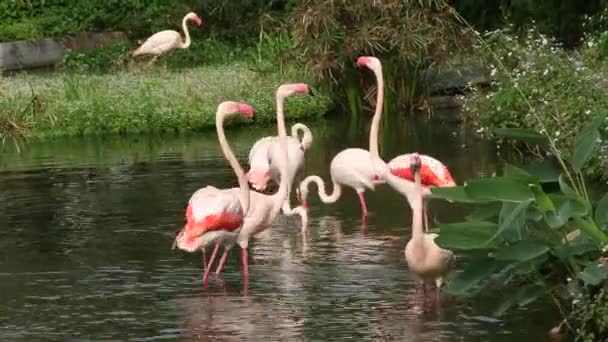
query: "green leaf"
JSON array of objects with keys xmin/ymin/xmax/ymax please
[
  {"xmin": 447, "ymin": 258, "xmax": 501, "ymax": 295},
  {"xmin": 466, "ymin": 202, "xmax": 502, "ymax": 221},
  {"xmin": 571, "ymin": 127, "xmax": 599, "ymax": 171},
  {"xmin": 503, "ymin": 163, "xmax": 536, "ymax": 183},
  {"xmin": 521, "ymin": 161, "xmax": 560, "ymax": 183},
  {"xmin": 495, "ymin": 241, "xmax": 550, "ymax": 262},
  {"xmin": 465, "ymin": 178, "xmax": 534, "ymax": 203},
  {"xmin": 491, "ymin": 200, "xmax": 531, "ymax": 242},
  {"xmin": 558, "ymin": 174, "xmax": 577, "ymax": 196},
  {"xmin": 430, "ymin": 186, "xmax": 486, "ymax": 203},
  {"xmin": 494, "ymin": 127, "xmax": 548, "ymax": 144},
  {"xmin": 573, "ymin": 217, "xmax": 608, "ymax": 243},
  {"xmin": 435, "ymin": 221, "xmax": 498, "ymax": 250},
  {"xmin": 578, "ymin": 264, "xmax": 608, "ymax": 286},
  {"xmin": 595, "ymin": 192, "xmax": 608, "ymax": 230},
  {"xmin": 530, "ymin": 184, "xmax": 555, "ymax": 213}
]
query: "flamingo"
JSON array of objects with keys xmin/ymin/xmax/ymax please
[
  {"xmin": 209, "ymin": 83, "xmax": 314, "ymax": 279},
  {"xmin": 404, "ymin": 153, "xmax": 455, "ymax": 304},
  {"xmin": 132, "ymin": 12, "xmax": 202, "ymax": 61},
  {"xmin": 246, "ymin": 122, "xmax": 313, "ymax": 215},
  {"xmin": 172, "ymin": 101, "xmax": 254, "ymax": 286},
  {"xmin": 296, "ymin": 56, "xmax": 386, "ymax": 222}
]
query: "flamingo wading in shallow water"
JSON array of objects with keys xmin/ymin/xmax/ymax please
[
  {"xmin": 132, "ymin": 12, "xmax": 202, "ymax": 62},
  {"xmin": 246, "ymin": 122, "xmax": 313, "ymax": 214},
  {"xmin": 404, "ymin": 153, "xmax": 455, "ymax": 304},
  {"xmin": 172, "ymin": 101, "xmax": 254, "ymax": 286},
  {"xmin": 298, "ymin": 56, "xmax": 386, "ymax": 222}
]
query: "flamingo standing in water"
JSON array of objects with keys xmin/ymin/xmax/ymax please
[
  {"xmin": 297, "ymin": 56, "xmax": 386, "ymax": 221},
  {"xmin": 172, "ymin": 101, "xmax": 254, "ymax": 286},
  {"xmin": 404, "ymin": 153, "xmax": 455, "ymax": 304},
  {"xmin": 246, "ymin": 122, "xmax": 313, "ymax": 215},
  {"xmin": 209, "ymin": 83, "xmax": 314, "ymax": 279},
  {"xmin": 132, "ymin": 12, "xmax": 202, "ymax": 62}
]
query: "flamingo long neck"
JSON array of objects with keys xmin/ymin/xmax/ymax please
[
  {"xmin": 216, "ymin": 112, "xmax": 249, "ymax": 214},
  {"xmin": 411, "ymin": 171, "xmax": 424, "ymax": 240},
  {"xmin": 291, "ymin": 123, "xmax": 313, "ymax": 150},
  {"xmin": 303, "ymin": 175, "xmax": 342, "ymax": 204},
  {"xmin": 181, "ymin": 15, "xmax": 192, "ymax": 49},
  {"xmin": 272, "ymin": 94, "xmax": 289, "ymax": 216},
  {"xmin": 368, "ymin": 64, "xmax": 384, "ymax": 160}
]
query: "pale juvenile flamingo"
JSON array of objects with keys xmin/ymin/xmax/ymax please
[
  {"xmin": 132, "ymin": 12, "xmax": 202, "ymax": 61},
  {"xmin": 404, "ymin": 153, "xmax": 455, "ymax": 304},
  {"xmin": 247, "ymin": 123, "xmax": 313, "ymax": 217},
  {"xmin": 172, "ymin": 101, "xmax": 254, "ymax": 286},
  {"xmin": 296, "ymin": 56, "xmax": 386, "ymax": 222},
  {"xmin": 210, "ymin": 83, "xmax": 313, "ymax": 279}
]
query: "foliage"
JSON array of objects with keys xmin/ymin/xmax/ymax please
[
  {"xmin": 288, "ymin": 0, "xmax": 473, "ymax": 115},
  {"xmin": 461, "ymin": 26, "xmax": 608, "ymax": 179},
  {"xmin": 0, "ymin": 64, "xmax": 332, "ymax": 138}
]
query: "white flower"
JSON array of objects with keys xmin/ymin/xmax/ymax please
[
  {"xmin": 543, "ymin": 69, "xmax": 549, "ymax": 76},
  {"xmin": 585, "ymin": 110, "xmax": 592, "ymax": 115},
  {"xmin": 588, "ymin": 41, "xmax": 594, "ymax": 47},
  {"xmin": 491, "ymin": 68, "xmax": 497, "ymax": 77}
]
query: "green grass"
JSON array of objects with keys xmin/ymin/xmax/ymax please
[{"xmin": 0, "ymin": 63, "xmax": 333, "ymax": 138}]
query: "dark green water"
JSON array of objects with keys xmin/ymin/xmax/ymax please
[{"xmin": 0, "ymin": 117, "xmax": 559, "ymax": 341}]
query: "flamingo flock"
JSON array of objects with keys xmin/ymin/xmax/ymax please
[{"xmin": 153, "ymin": 12, "xmax": 457, "ymax": 303}]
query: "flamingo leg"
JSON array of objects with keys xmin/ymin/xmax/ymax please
[
  {"xmin": 202, "ymin": 247, "xmax": 208, "ymax": 270},
  {"xmin": 421, "ymin": 282, "xmax": 427, "ymax": 296},
  {"xmin": 357, "ymin": 191, "xmax": 369, "ymax": 219},
  {"xmin": 215, "ymin": 247, "xmax": 230, "ymax": 276},
  {"xmin": 241, "ymin": 246, "xmax": 249, "ymax": 279},
  {"xmin": 203, "ymin": 242, "xmax": 220, "ymax": 287},
  {"xmin": 435, "ymin": 287, "xmax": 441, "ymax": 305},
  {"xmin": 424, "ymin": 205, "xmax": 429, "ymax": 232}
]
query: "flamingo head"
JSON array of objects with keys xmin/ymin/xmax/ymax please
[
  {"xmin": 172, "ymin": 226, "xmax": 203, "ymax": 252},
  {"xmin": 246, "ymin": 168, "xmax": 271, "ymax": 191},
  {"xmin": 356, "ymin": 56, "xmax": 382, "ymax": 73},
  {"xmin": 277, "ymin": 83, "xmax": 314, "ymax": 98},
  {"xmin": 297, "ymin": 184, "xmax": 309, "ymax": 209},
  {"xmin": 409, "ymin": 153, "xmax": 422, "ymax": 175},
  {"xmin": 217, "ymin": 101, "xmax": 255, "ymax": 118},
  {"xmin": 186, "ymin": 12, "xmax": 203, "ymax": 26}
]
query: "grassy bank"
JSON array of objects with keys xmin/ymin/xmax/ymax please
[{"xmin": 0, "ymin": 63, "xmax": 333, "ymax": 139}]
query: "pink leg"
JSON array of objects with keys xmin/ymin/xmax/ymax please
[
  {"xmin": 435, "ymin": 287, "xmax": 441, "ymax": 305},
  {"xmin": 357, "ymin": 191, "xmax": 369, "ymax": 219},
  {"xmin": 424, "ymin": 205, "xmax": 429, "ymax": 232},
  {"xmin": 421, "ymin": 282, "xmax": 427, "ymax": 296},
  {"xmin": 215, "ymin": 247, "xmax": 230, "ymax": 275},
  {"xmin": 202, "ymin": 247, "xmax": 208, "ymax": 270},
  {"xmin": 203, "ymin": 242, "xmax": 220, "ymax": 287},
  {"xmin": 241, "ymin": 246, "xmax": 249, "ymax": 279}
]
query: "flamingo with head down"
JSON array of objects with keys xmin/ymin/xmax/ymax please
[
  {"xmin": 132, "ymin": 12, "xmax": 202, "ymax": 61},
  {"xmin": 246, "ymin": 122, "xmax": 313, "ymax": 214},
  {"xmin": 172, "ymin": 101, "xmax": 254, "ymax": 286}
]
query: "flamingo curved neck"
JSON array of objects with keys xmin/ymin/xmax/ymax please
[
  {"xmin": 291, "ymin": 123, "xmax": 313, "ymax": 150},
  {"xmin": 216, "ymin": 112, "xmax": 249, "ymax": 214},
  {"xmin": 303, "ymin": 175, "xmax": 342, "ymax": 204},
  {"xmin": 411, "ymin": 172, "xmax": 424, "ymax": 239},
  {"xmin": 181, "ymin": 15, "xmax": 192, "ymax": 49},
  {"xmin": 369, "ymin": 65, "xmax": 384, "ymax": 160}
]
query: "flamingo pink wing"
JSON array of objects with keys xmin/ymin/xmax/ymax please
[
  {"xmin": 185, "ymin": 186, "xmax": 243, "ymax": 235},
  {"xmin": 388, "ymin": 154, "xmax": 455, "ymax": 187}
]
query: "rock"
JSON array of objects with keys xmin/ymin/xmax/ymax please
[
  {"xmin": 0, "ymin": 38, "xmax": 64, "ymax": 71},
  {"xmin": 60, "ymin": 32, "xmax": 129, "ymax": 52},
  {"xmin": 426, "ymin": 64, "xmax": 491, "ymax": 95}
]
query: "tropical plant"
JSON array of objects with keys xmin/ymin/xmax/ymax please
[{"xmin": 289, "ymin": 0, "xmax": 473, "ymax": 117}]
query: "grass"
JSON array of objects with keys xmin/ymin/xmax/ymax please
[{"xmin": 0, "ymin": 63, "xmax": 333, "ymax": 139}]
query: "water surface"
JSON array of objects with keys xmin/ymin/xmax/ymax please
[{"xmin": 0, "ymin": 117, "xmax": 559, "ymax": 341}]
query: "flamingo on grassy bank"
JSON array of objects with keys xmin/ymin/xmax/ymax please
[
  {"xmin": 246, "ymin": 122, "xmax": 313, "ymax": 214},
  {"xmin": 132, "ymin": 12, "xmax": 202, "ymax": 62},
  {"xmin": 296, "ymin": 56, "xmax": 386, "ymax": 223},
  {"xmin": 172, "ymin": 101, "xmax": 254, "ymax": 286},
  {"xmin": 404, "ymin": 153, "xmax": 455, "ymax": 304}
]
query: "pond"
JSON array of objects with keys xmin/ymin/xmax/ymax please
[{"xmin": 0, "ymin": 116, "xmax": 560, "ymax": 341}]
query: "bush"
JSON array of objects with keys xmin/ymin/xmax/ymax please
[{"xmin": 462, "ymin": 26, "xmax": 608, "ymax": 179}]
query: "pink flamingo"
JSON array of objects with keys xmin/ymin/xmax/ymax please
[
  {"xmin": 172, "ymin": 101, "xmax": 254, "ymax": 285},
  {"xmin": 132, "ymin": 12, "xmax": 202, "ymax": 61},
  {"xmin": 404, "ymin": 153, "xmax": 455, "ymax": 304},
  {"xmin": 211, "ymin": 83, "xmax": 314, "ymax": 279},
  {"xmin": 296, "ymin": 56, "xmax": 386, "ymax": 221},
  {"xmin": 246, "ymin": 123, "xmax": 313, "ymax": 216}
]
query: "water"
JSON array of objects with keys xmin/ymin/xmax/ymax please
[{"xmin": 0, "ymin": 117, "xmax": 559, "ymax": 341}]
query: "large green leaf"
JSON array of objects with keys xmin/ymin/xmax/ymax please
[
  {"xmin": 578, "ymin": 263, "xmax": 608, "ymax": 286},
  {"xmin": 530, "ymin": 184, "xmax": 555, "ymax": 213},
  {"xmin": 430, "ymin": 186, "xmax": 487, "ymax": 203},
  {"xmin": 466, "ymin": 202, "xmax": 502, "ymax": 221},
  {"xmin": 494, "ymin": 127, "xmax": 548, "ymax": 144},
  {"xmin": 435, "ymin": 221, "xmax": 498, "ymax": 250},
  {"xmin": 595, "ymin": 192, "xmax": 608, "ymax": 230},
  {"xmin": 465, "ymin": 178, "xmax": 534, "ymax": 203},
  {"xmin": 558, "ymin": 174, "xmax": 577, "ymax": 196},
  {"xmin": 447, "ymin": 258, "xmax": 501, "ymax": 295},
  {"xmin": 503, "ymin": 163, "xmax": 536, "ymax": 183},
  {"xmin": 571, "ymin": 127, "xmax": 600, "ymax": 171},
  {"xmin": 491, "ymin": 200, "xmax": 531, "ymax": 242},
  {"xmin": 495, "ymin": 241, "xmax": 550, "ymax": 262},
  {"xmin": 522, "ymin": 161, "xmax": 560, "ymax": 183}
]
